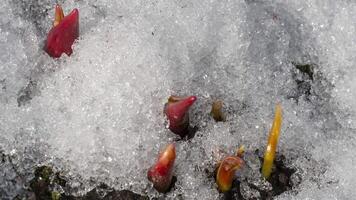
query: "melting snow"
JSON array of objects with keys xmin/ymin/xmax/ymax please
[{"xmin": 1, "ymin": 0, "xmax": 356, "ymax": 199}]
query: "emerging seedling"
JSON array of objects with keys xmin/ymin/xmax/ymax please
[
  {"xmin": 236, "ymin": 145, "xmax": 245, "ymax": 158},
  {"xmin": 262, "ymin": 104, "xmax": 283, "ymax": 179},
  {"xmin": 147, "ymin": 143, "xmax": 176, "ymax": 193},
  {"xmin": 210, "ymin": 100, "xmax": 226, "ymax": 122},
  {"xmin": 164, "ymin": 95, "xmax": 197, "ymax": 137},
  {"xmin": 216, "ymin": 155, "xmax": 244, "ymax": 192},
  {"xmin": 45, "ymin": 4, "xmax": 79, "ymax": 58}
]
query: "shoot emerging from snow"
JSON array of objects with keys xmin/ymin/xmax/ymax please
[{"xmin": 262, "ymin": 104, "xmax": 283, "ymax": 179}]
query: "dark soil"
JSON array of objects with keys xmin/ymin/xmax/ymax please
[
  {"xmin": 289, "ymin": 62, "xmax": 315, "ymax": 101},
  {"xmin": 28, "ymin": 151, "xmax": 296, "ymax": 200},
  {"xmin": 222, "ymin": 150, "xmax": 297, "ymax": 200},
  {"xmin": 28, "ymin": 166, "xmax": 149, "ymax": 200}
]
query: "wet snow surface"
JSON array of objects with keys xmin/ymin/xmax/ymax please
[{"xmin": 1, "ymin": 0, "xmax": 356, "ymax": 199}]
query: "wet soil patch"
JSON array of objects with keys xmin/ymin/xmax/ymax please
[
  {"xmin": 218, "ymin": 151, "xmax": 297, "ymax": 200},
  {"xmin": 289, "ymin": 62, "xmax": 315, "ymax": 102},
  {"xmin": 257, "ymin": 153, "xmax": 296, "ymax": 199},
  {"xmin": 28, "ymin": 166, "xmax": 150, "ymax": 200}
]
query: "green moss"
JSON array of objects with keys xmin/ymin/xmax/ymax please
[
  {"xmin": 35, "ymin": 165, "xmax": 53, "ymax": 182},
  {"xmin": 51, "ymin": 192, "xmax": 61, "ymax": 200},
  {"xmin": 53, "ymin": 172, "xmax": 67, "ymax": 187},
  {"xmin": 30, "ymin": 166, "xmax": 54, "ymax": 200}
]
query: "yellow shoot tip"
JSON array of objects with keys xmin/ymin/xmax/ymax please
[
  {"xmin": 236, "ymin": 145, "xmax": 245, "ymax": 157},
  {"xmin": 262, "ymin": 103, "xmax": 282, "ymax": 179},
  {"xmin": 53, "ymin": 4, "xmax": 64, "ymax": 27},
  {"xmin": 158, "ymin": 143, "xmax": 176, "ymax": 166}
]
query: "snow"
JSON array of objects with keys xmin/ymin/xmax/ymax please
[{"xmin": 1, "ymin": 0, "xmax": 356, "ymax": 199}]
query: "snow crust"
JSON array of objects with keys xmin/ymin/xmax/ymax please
[{"xmin": 1, "ymin": 0, "xmax": 356, "ymax": 199}]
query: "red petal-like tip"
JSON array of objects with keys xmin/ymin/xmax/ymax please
[
  {"xmin": 164, "ymin": 96, "xmax": 197, "ymax": 137},
  {"xmin": 148, "ymin": 143, "xmax": 176, "ymax": 193},
  {"xmin": 45, "ymin": 6, "xmax": 79, "ymax": 58}
]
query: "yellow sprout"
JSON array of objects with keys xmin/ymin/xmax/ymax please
[
  {"xmin": 236, "ymin": 145, "xmax": 245, "ymax": 157},
  {"xmin": 262, "ymin": 104, "xmax": 282, "ymax": 179}
]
